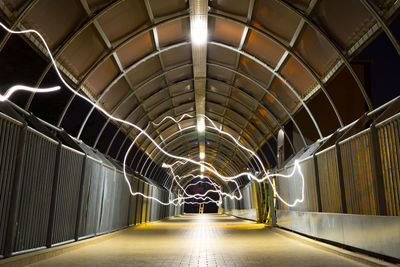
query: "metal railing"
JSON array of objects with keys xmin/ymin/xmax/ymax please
[
  {"xmin": 276, "ymin": 111, "xmax": 400, "ymax": 216},
  {"xmin": 0, "ymin": 111, "xmax": 181, "ymax": 258}
]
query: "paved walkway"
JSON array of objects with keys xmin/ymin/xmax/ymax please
[{"xmin": 27, "ymin": 214, "xmax": 373, "ymax": 266}]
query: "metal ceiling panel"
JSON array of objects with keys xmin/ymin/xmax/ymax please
[
  {"xmin": 207, "ymin": 65, "xmax": 234, "ymax": 83},
  {"xmin": 252, "ymin": 0, "xmax": 301, "ymax": 45},
  {"xmin": 160, "ymin": 44, "xmax": 191, "ymax": 68},
  {"xmin": 246, "ymin": 123, "xmax": 263, "ymax": 144},
  {"xmin": 261, "ymin": 93, "xmax": 287, "ymax": 121},
  {"xmin": 209, "ymin": 16, "xmax": 245, "ymax": 47},
  {"xmin": 294, "ymin": 24, "xmax": 339, "ymax": 78},
  {"xmin": 211, "ymin": 0, "xmax": 250, "ymax": 19},
  {"xmin": 101, "ymin": 78, "xmax": 131, "ymax": 111},
  {"xmin": 170, "ymin": 80, "xmax": 193, "ymax": 96},
  {"xmin": 208, "ymin": 44, "xmax": 238, "ymax": 68},
  {"xmin": 268, "ymin": 78, "xmax": 298, "ymax": 112},
  {"xmin": 207, "ymin": 102, "xmax": 225, "ymax": 116},
  {"xmin": 207, "ymin": 80, "xmax": 230, "ymax": 96},
  {"xmin": 113, "ymin": 93, "xmax": 139, "ymax": 119},
  {"xmin": 59, "ymin": 24, "xmax": 107, "ymax": 78},
  {"xmin": 174, "ymin": 92, "xmax": 195, "ymax": 106},
  {"xmin": 157, "ymin": 17, "xmax": 190, "ymax": 48},
  {"xmin": 148, "ymin": 0, "xmax": 187, "ymax": 19},
  {"xmin": 174, "ymin": 102, "xmax": 195, "ymax": 115},
  {"xmin": 290, "ymin": 0, "xmax": 312, "ymax": 12},
  {"xmin": 126, "ymin": 57, "xmax": 162, "ymax": 89},
  {"xmin": 243, "ymin": 29, "xmax": 285, "ymax": 68},
  {"xmin": 221, "ymin": 125, "xmax": 240, "ymax": 142},
  {"xmin": 160, "ymin": 124, "xmax": 180, "ymax": 141},
  {"xmin": 179, "ymin": 118, "xmax": 196, "ymax": 129},
  {"xmin": 370, "ymin": 0, "xmax": 396, "ymax": 15},
  {"xmin": 165, "ymin": 65, "xmax": 193, "ymax": 84},
  {"xmin": 279, "ymin": 55, "xmax": 316, "ymax": 98},
  {"xmin": 233, "ymin": 76, "xmax": 265, "ymax": 101},
  {"xmin": 312, "ymin": 0, "xmax": 375, "ymax": 50},
  {"xmin": 207, "ymin": 91, "xmax": 226, "ymax": 106},
  {"xmin": 230, "ymin": 88, "xmax": 258, "ymax": 111},
  {"xmin": 227, "ymin": 100, "xmax": 252, "ymax": 122},
  {"xmin": 2, "ymin": 0, "xmax": 28, "ymax": 15},
  {"xmin": 116, "ymin": 32, "xmax": 155, "ymax": 69},
  {"xmin": 256, "ymin": 104, "xmax": 279, "ymax": 129},
  {"xmin": 135, "ymin": 76, "xmax": 166, "ymax": 101},
  {"xmin": 249, "ymin": 114, "xmax": 271, "ymax": 138},
  {"xmin": 126, "ymin": 106, "xmax": 146, "ymax": 124},
  {"xmin": 142, "ymin": 88, "xmax": 171, "ymax": 111},
  {"xmin": 97, "ymin": 0, "xmax": 150, "ymax": 44},
  {"xmin": 22, "ymin": 0, "xmax": 86, "ymax": 49},
  {"xmin": 86, "ymin": 0, "xmax": 115, "ymax": 13},
  {"xmin": 238, "ymin": 57, "xmax": 273, "ymax": 87},
  {"xmin": 225, "ymin": 105, "xmax": 249, "ymax": 127},
  {"xmin": 85, "ymin": 57, "xmax": 119, "ymax": 96},
  {"xmin": 148, "ymin": 99, "xmax": 173, "ymax": 119}
]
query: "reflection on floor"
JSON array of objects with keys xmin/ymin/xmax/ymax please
[{"xmin": 28, "ymin": 214, "xmax": 370, "ymax": 267}]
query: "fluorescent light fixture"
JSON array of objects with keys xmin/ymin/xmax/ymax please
[
  {"xmin": 197, "ymin": 118, "xmax": 205, "ymax": 132},
  {"xmin": 191, "ymin": 16, "xmax": 207, "ymax": 45},
  {"xmin": 200, "ymin": 165, "xmax": 205, "ymax": 172},
  {"xmin": 200, "ymin": 151, "xmax": 205, "ymax": 160}
]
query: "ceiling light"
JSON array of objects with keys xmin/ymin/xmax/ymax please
[
  {"xmin": 200, "ymin": 165, "xmax": 205, "ymax": 172},
  {"xmin": 197, "ymin": 118, "xmax": 205, "ymax": 132},
  {"xmin": 200, "ymin": 151, "xmax": 205, "ymax": 160},
  {"xmin": 191, "ymin": 16, "xmax": 207, "ymax": 45}
]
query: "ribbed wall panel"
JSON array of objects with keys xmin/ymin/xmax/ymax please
[
  {"xmin": 110, "ymin": 171, "xmax": 130, "ymax": 231},
  {"xmin": 339, "ymin": 131, "xmax": 377, "ymax": 215},
  {"xmin": 129, "ymin": 177, "xmax": 139, "ymax": 225},
  {"xmin": 51, "ymin": 147, "xmax": 84, "ymax": 245},
  {"xmin": 378, "ymin": 116, "xmax": 400, "ymax": 216},
  {"xmin": 316, "ymin": 147, "xmax": 342, "ymax": 213},
  {"xmin": 98, "ymin": 166, "xmax": 115, "ymax": 234},
  {"xmin": 78, "ymin": 157, "xmax": 102, "ymax": 238},
  {"xmin": 0, "ymin": 115, "xmax": 21, "ymax": 256},
  {"xmin": 13, "ymin": 129, "xmax": 57, "ymax": 253}
]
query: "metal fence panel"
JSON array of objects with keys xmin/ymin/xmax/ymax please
[
  {"xmin": 110, "ymin": 171, "xmax": 130, "ymax": 231},
  {"xmin": 51, "ymin": 147, "xmax": 84, "ymax": 245},
  {"xmin": 316, "ymin": 147, "xmax": 342, "ymax": 213},
  {"xmin": 377, "ymin": 116, "xmax": 400, "ymax": 216},
  {"xmin": 98, "ymin": 166, "xmax": 115, "ymax": 234},
  {"xmin": 129, "ymin": 177, "xmax": 139, "ymax": 225},
  {"xmin": 339, "ymin": 131, "xmax": 377, "ymax": 215},
  {"xmin": 0, "ymin": 115, "xmax": 22, "ymax": 256},
  {"xmin": 277, "ymin": 158, "xmax": 318, "ymax": 212},
  {"xmin": 13, "ymin": 129, "xmax": 57, "ymax": 254},
  {"xmin": 78, "ymin": 157, "xmax": 102, "ymax": 239}
]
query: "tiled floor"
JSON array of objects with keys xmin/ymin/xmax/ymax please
[{"xmin": 28, "ymin": 214, "xmax": 371, "ymax": 266}]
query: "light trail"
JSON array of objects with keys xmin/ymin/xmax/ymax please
[
  {"xmin": 0, "ymin": 22, "xmax": 305, "ymax": 208},
  {"xmin": 0, "ymin": 85, "xmax": 61, "ymax": 102}
]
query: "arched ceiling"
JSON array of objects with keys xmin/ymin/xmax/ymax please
[{"xmin": 0, "ymin": 0, "xmax": 398, "ymax": 189}]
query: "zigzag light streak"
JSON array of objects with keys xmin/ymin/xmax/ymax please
[{"xmin": 0, "ymin": 22, "xmax": 305, "ymax": 208}]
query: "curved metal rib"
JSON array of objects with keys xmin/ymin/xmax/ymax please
[
  {"xmin": 359, "ymin": 0, "xmax": 400, "ymax": 55},
  {"xmin": 209, "ymin": 12, "xmax": 344, "ymax": 127},
  {"xmin": 274, "ymin": 0, "xmax": 374, "ymax": 111},
  {"xmin": 0, "ymin": 0, "xmax": 39, "ymax": 52}
]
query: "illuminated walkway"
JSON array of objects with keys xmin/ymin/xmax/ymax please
[{"xmin": 22, "ymin": 214, "xmax": 382, "ymax": 267}]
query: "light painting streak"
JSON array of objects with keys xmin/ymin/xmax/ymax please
[{"xmin": 0, "ymin": 22, "xmax": 305, "ymax": 208}]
